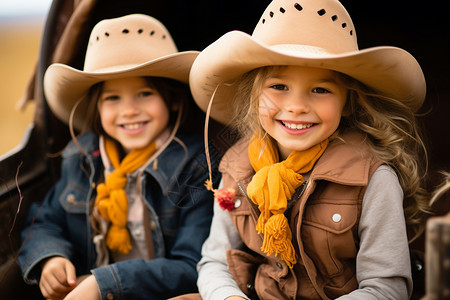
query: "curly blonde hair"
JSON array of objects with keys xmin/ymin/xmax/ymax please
[
  {"xmin": 229, "ymin": 66, "xmax": 430, "ymax": 242},
  {"xmin": 430, "ymin": 172, "xmax": 450, "ymax": 206}
]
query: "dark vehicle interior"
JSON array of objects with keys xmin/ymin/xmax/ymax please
[{"xmin": 0, "ymin": 0, "xmax": 448, "ymax": 299}]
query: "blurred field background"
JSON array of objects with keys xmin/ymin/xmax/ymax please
[{"xmin": 0, "ymin": 0, "xmax": 51, "ymax": 156}]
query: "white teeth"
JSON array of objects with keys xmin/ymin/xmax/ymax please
[
  {"xmin": 122, "ymin": 123, "xmax": 144, "ymax": 130},
  {"xmin": 283, "ymin": 122, "xmax": 313, "ymax": 130}
]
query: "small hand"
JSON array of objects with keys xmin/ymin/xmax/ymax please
[
  {"xmin": 63, "ymin": 275, "xmax": 100, "ymax": 300},
  {"xmin": 39, "ymin": 257, "xmax": 76, "ymax": 300}
]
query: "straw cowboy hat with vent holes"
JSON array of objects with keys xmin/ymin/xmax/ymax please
[
  {"xmin": 189, "ymin": 0, "xmax": 426, "ymax": 125},
  {"xmin": 44, "ymin": 14, "xmax": 199, "ymax": 130}
]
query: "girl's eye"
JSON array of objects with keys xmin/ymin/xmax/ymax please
[
  {"xmin": 102, "ymin": 95, "xmax": 119, "ymax": 101},
  {"xmin": 312, "ymin": 87, "xmax": 331, "ymax": 94},
  {"xmin": 138, "ymin": 90, "xmax": 154, "ymax": 97},
  {"xmin": 270, "ymin": 84, "xmax": 288, "ymax": 91}
]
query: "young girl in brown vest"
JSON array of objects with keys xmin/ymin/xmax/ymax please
[{"xmin": 180, "ymin": 0, "xmax": 430, "ymax": 299}]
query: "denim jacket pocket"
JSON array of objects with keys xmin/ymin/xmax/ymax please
[
  {"xmin": 302, "ymin": 202, "xmax": 358, "ymax": 276},
  {"xmin": 59, "ymin": 182, "xmax": 90, "ymax": 214}
]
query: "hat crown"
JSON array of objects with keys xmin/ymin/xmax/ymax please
[
  {"xmin": 253, "ymin": 0, "xmax": 358, "ymax": 53},
  {"xmin": 83, "ymin": 14, "xmax": 178, "ymax": 72}
]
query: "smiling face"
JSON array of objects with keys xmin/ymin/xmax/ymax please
[
  {"xmin": 258, "ymin": 66, "xmax": 347, "ymax": 160},
  {"xmin": 98, "ymin": 76, "xmax": 170, "ymax": 153}
]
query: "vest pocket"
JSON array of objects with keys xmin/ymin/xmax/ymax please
[
  {"xmin": 301, "ymin": 202, "xmax": 358, "ymax": 276},
  {"xmin": 226, "ymin": 249, "xmax": 263, "ymax": 298}
]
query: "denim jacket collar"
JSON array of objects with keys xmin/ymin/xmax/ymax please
[{"xmin": 63, "ymin": 131, "xmax": 204, "ymax": 196}]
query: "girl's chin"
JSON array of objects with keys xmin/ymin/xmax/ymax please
[
  {"xmin": 277, "ymin": 141, "xmax": 317, "ymax": 155},
  {"xmin": 120, "ymin": 141, "xmax": 154, "ymax": 152}
]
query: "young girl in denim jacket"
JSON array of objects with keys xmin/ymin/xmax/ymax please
[
  {"xmin": 181, "ymin": 0, "xmax": 430, "ymax": 299},
  {"xmin": 18, "ymin": 14, "xmax": 218, "ymax": 300}
]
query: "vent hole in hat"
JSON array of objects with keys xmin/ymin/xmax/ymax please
[
  {"xmin": 331, "ymin": 15, "xmax": 338, "ymax": 21},
  {"xmin": 342, "ymin": 23, "xmax": 347, "ymax": 28},
  {"xmin": 280, "ymin": 7, "xmax": 285, "ymax": 13},
  {"xmin": 262, "ymin": 19, "xmax": 266, "ymax": 24},
  {"xmin": 150, "ymin": 30, "xmax": 155, "ymax": 36},
  {"xmin": 350, "ymin": 30, "xmax": 353, "ymax": 35},
  {"xmin": 138, "ymin": 29, "xmax": 143, "ymax": 34},
  {"xmin": 294, "ymin": 3, "xmax": 303, "ymax": 11},
  {"xmin": 122, "ymin": 29, "xmax": 129, "ymax": 34},
  {"xmin": 318, "ymin": 9, "xmax": 326, "ymax": 16},
  {"xmin": 96, "ymin": 36, "xmax": 99, "ymax": 41},
  {"xmin": 105, "ymin": 32, "xmax": 109, "ymax": 37},
  {"xmin": 270, "ymin": 11, "xmax": 274, "ymax": 17},
  {"xmin": 162, "ymin": 35, "xmax": 166, "ymax": 39}
]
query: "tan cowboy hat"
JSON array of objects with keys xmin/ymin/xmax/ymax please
[
  {"xmin": 190, "ymin": 0, "xmax": 426, "ymax": 125},
  {"xmin": 44, "ymin": 14, "xmax": 199, "ymax": 129}
]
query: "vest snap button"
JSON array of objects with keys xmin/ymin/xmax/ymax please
[
  {"xmin": 234, "ymin": 199, "xmax": 241, "ymax": 208},
  {"xmin": 106, "ymin": 293, "xmax": 114, "ymax": 300},
  {"xmin": 332, "ymin": 213, "xmax": 342, "ymax": 223}
]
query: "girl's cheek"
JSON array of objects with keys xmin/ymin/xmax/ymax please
[{"xmin": 259, "ymin": 94, "xmax": 280, "ymax": 118}]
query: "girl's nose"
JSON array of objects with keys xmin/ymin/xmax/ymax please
[
  {"xmin": 285, "ymin": 93, "xmax": 310, "ymax": 114},
  {"xmin": 121, "ymin": 97, "xmax": 140, "ymax": 116}
]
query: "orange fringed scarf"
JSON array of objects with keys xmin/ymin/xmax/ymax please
[
  {"xmin": 247, "ymin": 135, "xmax": 328, "ymax": 268},
  {"xmin": 95, "ymin": 138, "xmax": 156, "ymax": 254}
]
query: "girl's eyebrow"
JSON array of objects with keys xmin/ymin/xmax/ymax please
[
  {"xmin": 101, "ymin": 88, "xmax": 118, "ymax": 94},
  {"xmin": 316, "ymin": 77, "xmax": 339, "ymax": 84},
  {"xmin": 266, "ymin": 75, "xmax": 339, "ymax": 84}
]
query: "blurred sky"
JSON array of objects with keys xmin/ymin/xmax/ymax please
[{"xmin": 0, "ymin": 0, "xmax": 52, "ymax": 17}]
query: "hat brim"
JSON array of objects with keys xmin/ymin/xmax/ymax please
[
  {"xmin": 44, "ymin": 51, "xmax": 199, "ymax": 129},
  {"xmin": 190, "ymin": 31, "xmax": 426, "ymax": 125}
]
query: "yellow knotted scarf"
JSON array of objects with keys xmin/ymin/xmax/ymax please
[
  {"xmin": 95, "ymin": 138, "xmax": 156, "ymax": 254},
  {"xmin": 247, "ymin": 135, "xmax": 328, "ymax": 268}
]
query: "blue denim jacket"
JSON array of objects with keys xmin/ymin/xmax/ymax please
[{"xmin": 17, "ymin": 131, "xmax": 219, "ymax": 299}]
